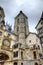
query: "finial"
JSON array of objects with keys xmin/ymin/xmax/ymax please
[{"xmin": 20, "ymin": 11, "xmax": 22, "ymax": 13}]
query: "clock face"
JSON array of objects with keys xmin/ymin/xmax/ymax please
[{"xmin": 3, "ymin": 39, "xmax": 10, "ymax": 47}]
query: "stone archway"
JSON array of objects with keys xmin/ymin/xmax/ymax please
[{"xmin": 0, "ymin": 53, "xmax": 9, "ymax": 65}]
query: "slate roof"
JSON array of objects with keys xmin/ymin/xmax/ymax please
[{"xmin": 15, "ymin": 11, "xmax": 28, "ymax": 19}]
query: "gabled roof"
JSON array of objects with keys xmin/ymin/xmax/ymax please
[
  {"xmin": 35, "ymin": 12, "xmax": 43, "ymax": 29},
  {"xmin": 15, "ymin": 11, "xmax": 28, "ymax": 19}
]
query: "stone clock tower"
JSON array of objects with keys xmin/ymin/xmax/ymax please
[{"xmin": 14, "ymin": 11, "xmax": 29, "ymax": 45}]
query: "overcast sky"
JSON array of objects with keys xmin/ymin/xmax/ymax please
[{"xmin": 0, "ymin": 0, "xmax": 43, "ymax": 33}]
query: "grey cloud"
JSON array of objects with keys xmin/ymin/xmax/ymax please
[{"xmin": 0, "ymin": 0, "xmax": 43, "ymax": 32}]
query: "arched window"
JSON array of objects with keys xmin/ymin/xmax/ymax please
[
  {"xmin": 17, "ymin": 18, "xmax": 19, "ymax": 23},
  {"xmin": 21, "ymin": 51, "xmax": 23, "ymax": 59},
  {"xmin": 14, "ymin": 62, "xmax": 17, "ymax": 65},
  {"xmin": 17, "ymin": 19, "xmax": 19, "ymax": 32},
  {"xmin": 35, "ymin": 62, "xmax": 38, "ymax": 65},
  {"xmin": 13, "ymin": 44, "xmax": 18, "ymax": 49},
  {"xmin": 38, "ymin": 45, "xmax": 40, "ymax": 50},
  {"xmin": 21, "ymin": 63, "xmax": 23, "ymax": 65},
  {"xmin": 33, "ymin": 51, "xmax": 36, "ymax": 59}
]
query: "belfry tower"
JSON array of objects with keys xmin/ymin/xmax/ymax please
[{"xmin": 14, "ymin": 11, "xmax": 29, "ymax": 45}]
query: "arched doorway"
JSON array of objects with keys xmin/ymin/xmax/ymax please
[{"xmin": 0, "ymin": 53, "xmax": 9, "ymax": 65}]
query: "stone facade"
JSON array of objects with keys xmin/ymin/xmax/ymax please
[
  {"xmin": 36, "ymin": 12, "xmax": 43, "ymax": 52},
  {"xmin": 0, "ymin": 7, "xmax": 43, "ymax": 65}
]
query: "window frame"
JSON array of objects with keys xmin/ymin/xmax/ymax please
[{"xmin": 13, "ymin": 51, "xmax": 18, "ymax": 58}]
